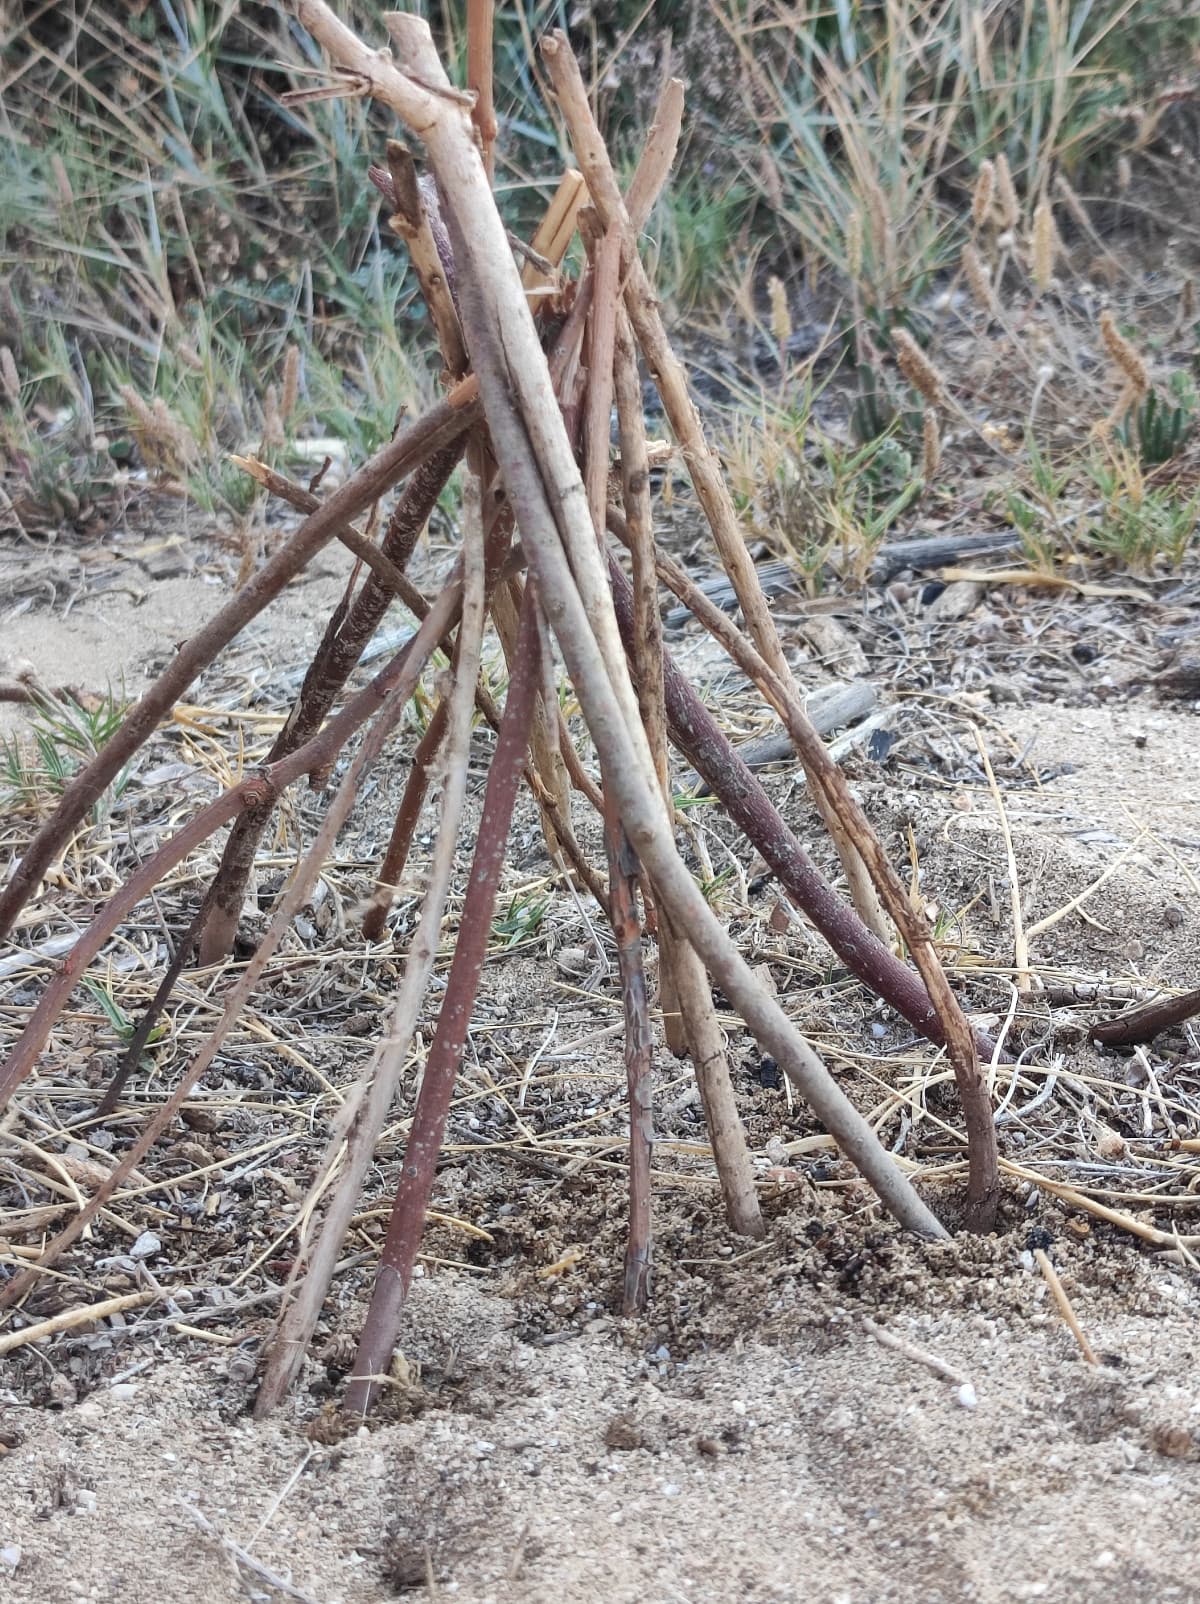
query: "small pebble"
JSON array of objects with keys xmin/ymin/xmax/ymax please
[
  {"xmin": 130, "ymin": 1230, "xmax": 161, "ymax": 1261},
  {"xmin": 957, "ymin": 1383, "xmax": 978, "ymax": 1411}
]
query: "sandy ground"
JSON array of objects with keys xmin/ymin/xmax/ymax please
[{"xmin": 4, "ymin": 1248, "xmax": 1200, "ymax": 1604}]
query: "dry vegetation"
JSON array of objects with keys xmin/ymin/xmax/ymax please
[{"xmin": 2, "ymin": 2, "xmax": 1200, "ymax": 1599}]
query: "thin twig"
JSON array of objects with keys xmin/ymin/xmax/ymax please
[
  {"xmin": 179, "ymin": 1502, "xmax": 328, "ymax": 1604},
  {"xmin": 1034, "ymin": 1249, "xmax": 1100, "ymax": 1366}
]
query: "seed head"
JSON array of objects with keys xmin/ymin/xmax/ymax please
[
  {"xmin": 1099, "ymin": 310, "xmax": 1148, "ymax": 397},
  {"xmin": 971, "ymin": 161, "xmax": 995, "ymax": 231},
  {"xmin": 892, "ymin": 327, "xmax": 944, "ymax": 406}
]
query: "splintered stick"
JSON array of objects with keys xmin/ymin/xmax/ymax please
[
  {"xmin": 522, "ymin": 169, "xmax": 588, "ymax": 296},
  {"xmin": 383, "ymin": 141, "xmax": 467, "ymax": 376}
]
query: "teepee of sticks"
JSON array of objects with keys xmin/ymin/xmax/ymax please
[{"xmin": 0, "ymin": 4, "xmax": 1000, "ymax": 1418}]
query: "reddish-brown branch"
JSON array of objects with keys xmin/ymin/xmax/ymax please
[
  {"xmin": 0, "ymin": 387, "xmax": 479, "ymax": 943},
  {"xmin": 467, "ymin": 1, "xmax": 498, "ymax": 180},
  {"xmin": 345, "ymin": 586, "xmax": 542, "ymax": 1413},
  {"xmin": 617, "ymin": 529, "xmax": 998, "ymax": 1228},
  {"xmin": 198, "ymin": 440, "xmax": 464, "ymax": 965},
  {"xmin": 603, "ymin": 544, "xmax": 1000, "ymax": 1066},
  {"xmin": 1091, "ymin": 985, "xmax": 1200, "ymax": 1048},
  {"xmin": 360, "ymin": 699, "xmax": 450, "ymax": 943}
]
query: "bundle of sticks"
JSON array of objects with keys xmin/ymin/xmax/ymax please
[{"xmin": 0, "ymin": 4, "xmax": 1000, "ymax": 1418}]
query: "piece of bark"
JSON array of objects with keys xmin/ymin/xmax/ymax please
[
  {"xmin": 681, "ymin": 680, "xmax": 878, "ymax": 795},
  {"xmin": 800, "ymin": 615, "xmax": 869, "ymax": 676},
  {"xmin": 871, "ymin": 530, "xmax": 1021, "ymax": 580}
]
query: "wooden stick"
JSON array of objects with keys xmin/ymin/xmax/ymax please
[
  {"xmin": 613, "ymin": 304, "xmax": 761, "ymax": 1237},
  {"xmin": 523, "ymin": 171, "xmax": 587, "ymax": 296},
  {"xmin": 256, "ymin": 488, "xmax": 490, "ymax": 1417},
  {"xmin": 360, "ymin": 699, "xmax": 450, "ymax": 942},
  {"xmin": 581, "ymin": 216, "xmax": 657, "ymax": 1306},
  {"xmin": 199, "ymin": 440, "xmax": 463, "ymax": 965},
  {"xmin": 603, "ymin": 528, "xmax": 1004, "ymax": 1066},
  {"xmin": 383, "ymin": 140, "xmax": 468, "ymax": 375},
  {"xmin": 345, "ymin": 582, "xmax": 539, "ymax": 1413},
  {"xmin": 622, "ymin": 529, "xmax": 999, "ymax": 1228},
  {"xmin": 466, "ymin": 0, "xmax": 497, "ymax": 181},
  {"xmin": 862, "ymin": 1316, "xmax": 969, "ymax": 1385},
  {"xmin": 1091, "ymin": 985, "xmax": 1200, "ymax": 1048},
  {"xmin": 1034, "ymin": 1249, "xmax": 1100, "ymax": 1366},
  {"xmin": 604, "ymin": 796, "xmax": 655, "ymax": 1313}
]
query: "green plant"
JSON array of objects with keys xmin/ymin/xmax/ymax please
[
  {"xmin": 1003, "ymin": 442, "xmax": 1073, "ymax": 570},
  {"xmin": 714, "ymin": 0, "xmax": 1171, "ymax": 327},
  {"xmin": 1117, "ymin": 376, "xmax": 1197, "ymax": 467},
  {"xmin": 698, "ymin": 863, "xmax": 737, "ymax": 906},
  {"xmin": 0, "ymin": 687, "xmax": 133, "ymax": 822},
  {"xmin": 1086, "ymin": 453, "xmax": 1199, "ymax": 570},
  {"xmin": 490, "ymin": 890, "xmax": 550, "ymax": 949},
  {"xmin": 82, "ymin": 975, "xmax": 168, "ymax": 1053}
]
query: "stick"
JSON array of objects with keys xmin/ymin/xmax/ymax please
[
  {"xmin": 360, "ymin": 699, "xmax": 450, "ymax": 941},
  {"xmin": 1034, "ymin": 1249, "xmax": 1100, "ymax": 1366},
  {"xmin": 0, "ymin": 1289, "xmax": 159, "ymax": 1354},
  {"xmin": 582, "ymin": 214, "xmax": 657, "ymax": 1307},
  {"xmin": 0, "ymin": 385, "xmax": 478, "ymax": 942},
  {"xmin": 345, "ymin": 583, "xmax": 540, "ymax": 1413},
  {"xmin": 622, "ymin": 529, "xmax": 999, "ymax": 1227},
  {"xmin": 383, "ymin": 140, "xmax": 468, "ymax": 375},
  {"xmin": 603, "ymin": 539, "xmax": 1004, "ymax": 1064},
  {"xmin": 604, "ymin": 798, "xmax": 655, "ymax": 1313},
  {"xmin": 179, "ymin": 1503, "xmax": 327, "ymax": 1604},
  {"xmin": 862, "ymin": 1316, "xmax": 969, "ymax": 1385},
  {"xmin": 663, "ymin": 909, "xmax": 764, "ymax": 1237},
  {"xmin": 1091, "ymin": 985, "xmax": 1200, "ymax": 1047},
  {"xmin": 522, "ymin": 171, "xmax": 587, "ymax": 298},
  {"xmin": 198, "ymin": 438, "xmax": 463, "ymax": 964},
  {"xmin": 613, "ymin": 302, "xmax": 761, "ymax": 1235},
  {"xmin": 467, "ymin": 0, "xmax": 497, "ymax": 180},
  {"xmin": 255, "ymin": 490, "xmax": 491, "ymax": 1415}
]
